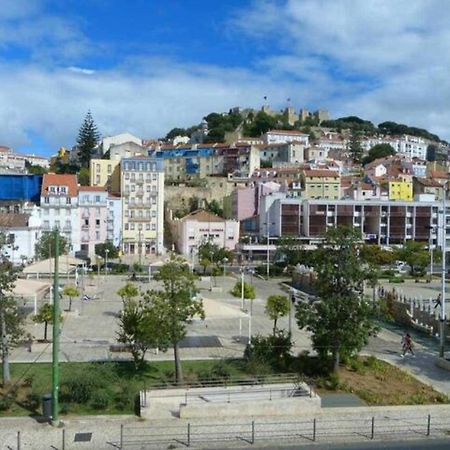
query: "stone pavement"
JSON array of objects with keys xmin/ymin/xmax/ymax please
[{"xmin": 2, "ymin": 405, "xmax": 450, "ymax": 449}]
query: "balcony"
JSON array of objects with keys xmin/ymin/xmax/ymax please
[
  {"xmin": 129, "ymin": 217, "xmax": 150, "ymax": 222},
  {"xmin": 81, "ymin": 224, "xmax": 89, "ymax": 230}
]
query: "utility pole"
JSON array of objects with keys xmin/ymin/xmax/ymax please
[
  {"xmin": 240, "ymin": 267, "xmax": 245, "ymax": 309},
  {"xmin": 51, "ymin": 229, "xmax": 60, "ymax": 425},
  {"xmin": 440, "ymin": 188, "xmax": 447, "ymax": 358}
]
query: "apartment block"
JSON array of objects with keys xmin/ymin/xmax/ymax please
[
  {"xmin": 89, "ymin": 159, "xmax": 120, "ymax": 193},
  {"xmin": 155, "ymin": 144, "xmax": 260, "ymax": 180},
  {"xmin": 40, "ymin": 174, "xmax": 80, "ymax": 253},
  {"xmin": 107, "ymin": 194, "xmax": 122, "ymax": 247},
  {"xmin": 78, "ymin": 186, "xmax": 108, "ymax": 257},
  {"xmin": 263, "ymin": 130, "xmax": 309, "ymax": 146},
  {"xmin": 120, "ymin": 157, "xmax": 164, "ymax": 257},
  {"xmin": 302, "ymin": 169, "xmax": 340, "ymax": 199}
]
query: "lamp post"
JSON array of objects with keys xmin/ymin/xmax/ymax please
[
  {"xmin": 439, "ymin": 187, "xmax": 447, "ymax": 358},
  {"xmin": 105, "ymin": 249, "xmax": 109, "ymax": 278},
  {"xmin": 240, "ymin": 266, "xmax": 245, "ymax": 309},
  {"xmin": 263, "ymin": 221, "xmax": 276, "ymax": 279},
  {"xmin": 247, "ymin": 268, "xmax": 255, "ymax": 345}
]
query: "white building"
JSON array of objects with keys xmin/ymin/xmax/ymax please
[
  {"xmin": 263, "ymin": 130, "xmax": 309, "ymax": 146},
  {"xmin": 172, "ymin": 209, "xmax": 240, "ymax": 258},
  {"xmin": 107, "ymin": 194, "xmax": 122, "ymax": 247},
  {"xmin": 40, "ymin": 173, "xmax": 80, "ymax": 255},
  {"xmin": 78, "ymin": 186, "xmax": 108, "ymax": 258},
  {"xmin": 102, "ymin": 132, "xmax": 142, "ymax": 155},
  {"xmin": 260, "ymin": 142, "xmax": 305, "ymax": 166},
  {"xmin": 362, "ymin": 135, "xmax": 428, "ymax": 160},
  {"xmin": 121, "ymin": 157, "xmax": 165, "ymax": 257},
  {"xmin": 0, "ymin": 210, "xmax": 41, "ymax": 264}
]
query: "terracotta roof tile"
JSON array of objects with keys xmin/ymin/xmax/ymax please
[
  {"xmin": 42, "ymin": 173, "xmax": 78, "ymax": 197},
  {"xmin": 78, "ymin": 186, "xmax": 106, "ymax": 192},
  {"xmin": 0, "ymin": 213, "xmax": 29, "ymax": 228},
  {"xmin": 303, "ymin": 169, "xmax": 340, "ymax": 178},
  {"xmin": 181, "ymin": 209, "xmax": 225, "ymax": 223}
]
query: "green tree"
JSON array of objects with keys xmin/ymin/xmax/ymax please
[
  {"xmin": 230, "ymin": 280, "xmax": 256, "ymax": 300},
  {"xmin": 117, "ymin": 282, "xmax": 139, "ymax": 304},
  {"xmin": 295, "ymin": 227, "xmax": 378, "ymax": 374},
  {"xmin": 147, "ymin": 255, "xmax": 204, "ymax": 383},
  {"xmin": 349, "ymin": 129, "xmax": 363, "ymax": 163},
  {"xmin": 95, "ymin": 241, "xmax": 119, "ymax": 259},
  {"xmin": 35, "ymin": 231, "xmax": 68, "ymax": 260},
  {"xmin": 77, "ymin": 111, "xmax": 100, "ymax": 168},
  {"xmin": 117, "ymin": 299, "xmax": 169, "ymax": 369},
  {"xmin": 78, "ymin": 167, "xmax": 90, "ymax": 186},
  {"xmin": 63, "ymin": 284, "xmax": 79, "ymax": 312},
  {"xmin": 359, "ymin": 245, "xmax": 396, "ymax": 267},
  {"xmin": 33, "ymin": 303, "xmax": 62, "ymax": 341},
  {"xmin": 25, "ymin": 161, "xmax": 48, "ymax": 174},
  {"xmin": 206, "ymin": 199, "xmax": 224, "ymax": 217},
  {"xmin": 0, "ymin": 233, "xmax": 24, "ymax": 385},
  {"xmin": 362, "ymin": 144, "xmax": 396, "ymax": 165},
  {"xmin": 265, "ymin": 295, "xmax": 290, "ymax": 335},
  {"xmin": 397, "ymin": 241, "xmax": 429, "ymax": 277},
  {"xmin": 165, "ymin": 127, "xmax": 189, "ymax": 141}
]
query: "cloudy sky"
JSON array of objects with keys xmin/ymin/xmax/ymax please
[{"xmin": 1, "ymin": 0, "xmax": 449, "ymax": 155}]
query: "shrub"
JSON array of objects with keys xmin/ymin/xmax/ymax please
[
  {"xmin": 115, "ymin": 385, "xmax": 135, "ymax": 411},
  {"xmin": 244, "ymin": 331, "xmax": 293, "ymax": 371},
  {"xmin": 25, "ymin": 392, "xmax": 40, "ymax": 410},
  {"xmin": 23, "ymin": 375, "xmax": 34, "ymax": 387},
  {"xmin": 90, "ymin": 389, "xmax": 110, "ymax": 410},
  {"xmin": 244, "ymin": 358, "xmax": 273, "ymax": 377},
  {"xmin": 210, "ymin": 360, "xmax": 232, "ymax": 381},
  {"xmin": 0, "ymin": 395, "xmax": 13, "ymax": 411}
]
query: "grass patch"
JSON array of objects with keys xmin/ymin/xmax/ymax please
[{"xmin": 0, "ymin": 355, "xmax": 447, "ymax": 416}]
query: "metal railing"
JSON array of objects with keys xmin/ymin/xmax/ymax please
[{"xmin": 119, "ymin": 413, "xmax": 450, "ymax": 449}]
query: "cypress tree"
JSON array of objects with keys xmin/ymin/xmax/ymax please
[{"xmin": 77, "ymin": 111, "xmax": 100, "ymax": 168}]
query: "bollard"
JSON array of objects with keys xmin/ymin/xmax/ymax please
[
  {"xmin": 269, "ymin": 389, "xmax": 272, "ymax": 401},
  {"xmin": 62, "ymin": 429, "xmax": 65, "ymax": 450},
  {"xmin": 313, "ymin": 418, "xmax": 316, "ymax": 442},
  {"xmin": 251, "ymin": 420, "xmax": 255, "ymax": 444},
  {"xmin": 427, "ymin": 414, "xmax": 431, "ymax": 436},
  {"xmin": 187, "ymin": 423, "xmax": 191, "ymax": 447},
  {"xmin": 17, "ymin": 431, "xmax": 20, "ymax": 450},
  {"xmin": 371, "ymin": 417, "xmax": 375, "ymax": 440},
  {"xmin": 120, "ymin": 424, "xmax": 123, "ymax": 450}
]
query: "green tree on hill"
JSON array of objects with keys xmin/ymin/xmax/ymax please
[
  {"xmin": 362, "ymin": 144, "xmax": 396, "ymax": 165},
  {"xmin": 77, "ymin": 111, "xmax": 100, "ymax": 168}
]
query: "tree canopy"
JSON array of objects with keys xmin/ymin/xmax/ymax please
[
  {"xmin": 349, "ymin": 129, "xmax": 363, "ymax": 163},
  {"xmin": 295, "ymin": 227, "xmax": 378, "ymax": 374},
  {"xmin": 396, "ymin": 241, "xmax": 429, "ymax": 277},
  {"xmin": 77, "ymin": 111, "xmax": 100, "ymax": 168},
  {"xmin": 35, "ymin": 231, "xmax": 68, "ymax": 260},
  {"xmin": 95, "ymin": 241, "xmax": 119, "ymax": 259},
  {"xmin": 265, "ymin": 295, "xmax": 290, "ymax": 335},
  {"xmin": 362, "ymin": 144, "xmax": 396, "ymax": 165}
]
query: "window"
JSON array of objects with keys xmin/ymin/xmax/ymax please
[
  {"xmin": 125, "ymin": 223, "xmax": 129, "ymax": 230},
  {"xmin": 60, "ymin": 186, "xmax": 67, "ymax": 194},
  {"xmin": 146, "ymin": 223, "xmax": 150, "ymax": 230},
  {"xmin": 125, "ymin": 210, "xmax": 129, "ymax": 218},
  {"xmin": 55, "ymin": 220, "xmax": 60, "ymax": 229},
  {"xmin": 96, "ymin": 231, "xmax": 100, "ymax": 240},
  {"xmin": 44, "ymin": 209, "xmax": 49, "ymax": 216},
  {"xmin": 96, "ymin": 219, "xmax": 100, "ymax": 226},
  {"xmin": 83, "ymin": 195, "xmax": 89, "ymax": 202},
  {"xmin": 152, "ymin": 211, "xmax": 156, "ymax": 217},
  {"xmin": 125, "ymin": 173, "xmax": 130, "ymax": 180},
  {"xmin": 84, "ymin": 219, "xmax": 89, "ymax": 226},
  {"xmin": 151, "ymin": 224, "xmax": 156, "ymax": 230},
  {"xmin": 131, "ymin": 185, "xmax": 135, "ymax": 192},
  {"xmin": 66, "ymin": 197, "xmax": 71, "ymax": 204},
  {"xmin": 95, "ymin": 196, "xmax": 101, "ymax": 203},
  {"xmin": 96, "ymin": 207, "xmax": 100, "ymax": 215},
  {"xmin": 50, "ymin": 186, "xmax": 56, "ymax": 193},
  {"xmin": 96, "ymin": 175, "xmax": 100, "ymax": 184},
  {"xmin": 138, "ymin": 210, "xmax": 143, "ymax": 218},
  {"xmin": 96, "ymin": 164, "xmax": 100, "ymax": 173},
  {"xmin": 152, "ymin": 173, "xmax": 157, "ymax": 181},
  {"xmin": 130, "ymin": 223, "xmax": 135, "ymax": 230},
  {"xmin": 44, "ymin": 197, "xmax": 49, "ymax": 204},
  {"xmin": 130, "ymin": 211, "xmax": 135, "ymax": 218},
  {"xmin": 107, "ymin": 164, "xmax": 112, "ymax": 174},
  {"xmin": 146, "ymin": 210, "xmax": 151, "ymax": 218},
  {"xmin": 146, "ymin": 185, "xmax": 151, "ymax": 192}
]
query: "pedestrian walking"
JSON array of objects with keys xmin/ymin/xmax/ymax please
[{"xmin": 401, "ymin": 332, "xmax": 415, "ymax": 357}]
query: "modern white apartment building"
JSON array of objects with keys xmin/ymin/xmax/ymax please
[
  {"xmin": 40, "ymin": 173, "xmax": 80, "ymax": 254},
  {"xmin": 120, "ymin": 157, "xmax": 164, "ymax": 257},
  {"xmin": 263, "ymin": 130, "xmax": 309, "ymax": 146}
]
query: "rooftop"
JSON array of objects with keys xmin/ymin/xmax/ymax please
[
  {"xmin": 303, "ymin": 169, "xmax": 340, "ymax": 178},
  {"xmin": 0, "ymin": 213, "xmax": 29, "ymax": 228},
  {"xmin": 181, "ymin": 209, "xmax": 225, "ymax": 223},
  {"xmin": 41, "ymin": 173, "xmax": 78, "ymax": 197}
]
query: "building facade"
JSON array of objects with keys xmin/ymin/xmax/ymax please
[
  {"xmin": 302, "ymin": 169, "xmax": 341, "ymax": 199},
  {"xmin": 263, "ymin": 130, "xmax": 309, "ymax": 146},
  {"xmin": 89, "ymin": 159, "xmax": 121, "ymax": 193},
  {"xmin": 40, "ymin": 174, "xmax": 80, "ymax": 254},
  {"xmin": 120, "ymin": 157, "xmax": 164, "ymax": 257},
  {"xmin": 107, "ymin": 194, "xmax": 122, "ymax": 247},
  {"xmin": 172, "ymin": 209, "xmax": 240, "ymax": 257},
  {"xmin": 78, "ymin": 186, "xmax": 108, "ymax": 257}
]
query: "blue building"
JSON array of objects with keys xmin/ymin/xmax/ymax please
[{"xmin": 0, "ymin": 174, "xmax": 43, "ymax": 203}]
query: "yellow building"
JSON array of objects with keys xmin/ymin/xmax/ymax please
[
  {"xmin": 389, "ymin": 180, "xmax": 413, "ymax": 201},
  {"xmin": 302, "ymin": 169, "xmax": 340, "ymax": 199},
  {"xmin": 89, "ymin": 159, "xmax": 121, "ymax": 193}
]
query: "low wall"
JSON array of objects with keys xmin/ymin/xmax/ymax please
[{"xmin": 179, "ymin": 396, "xmax": 321, "ymax": 419}]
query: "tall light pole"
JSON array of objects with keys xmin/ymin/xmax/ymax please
[
  {"xmin": 266, "ymin": 226, "xmax": 270, "ymax": 280},
  {"xmin": 222, "ymin": 257, "xmax": 228, "ymax": 276},
  {"xmin": 240, "ymin": 266, "xmax": 245, "ymax": 309},
  {"xmin": 51, "ymin": 229, "xmax": 60, "ymax": 426},
  {"xmin": 440, "ymin": 187, "xmax": 447, "ymax": 358},
  {"xmin": 105, "ymin": 249, "xmax": 109, "ymax": 278}
]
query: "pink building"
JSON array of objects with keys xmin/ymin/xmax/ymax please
[
  {"xmin": 78, "ymin": 186, "xmax": 108, "ymax": 258},
  {"xmin": 172, "ymin": 209, "xmax": 240, "ymax": 258}
]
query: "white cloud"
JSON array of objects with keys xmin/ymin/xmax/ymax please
[{"xmin": 234, "ymin": 0, "xmax": 450, "ymax": 139}]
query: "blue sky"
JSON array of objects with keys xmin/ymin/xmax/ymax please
[{"xmin": 1, "ymin": 0, "xmax": 450, "ymax": 156}]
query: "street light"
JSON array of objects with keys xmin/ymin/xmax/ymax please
[
  {"xmin": 105, "ymin": 249, "xmax": 109, "ymax": 277},
  {"xmin": 240, "ymin": 266, "xmax": 245, "ymax": 309},
  {"xmin": 439, "ymin": 186, "xmax": 447, "ymax": 358},
  {"xmin": 263, "ymin": 221, "xmax": 276, "ymax": 279}
]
